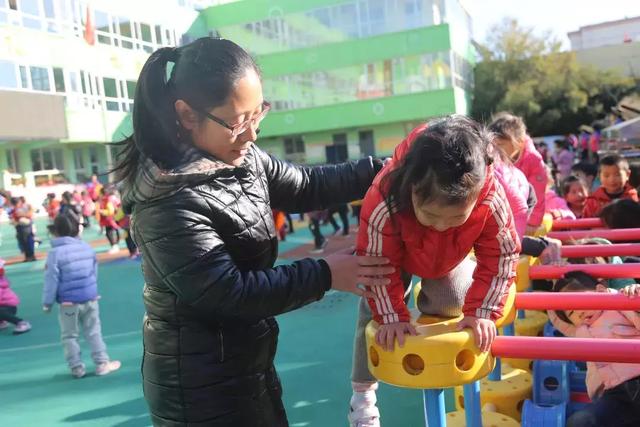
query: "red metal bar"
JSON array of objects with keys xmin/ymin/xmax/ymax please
[
  {"xmin": 515, "ymin": 292, "xmax": 640, "ymax": 310},
  {"xmin": 561, "ymin": 244, "xmax": 640, "ymax": 258},
  {"xmin": 492, "ymin": 336, "xmax": 640, "ymax": 363},
  {"xmin": 552, "ymin": 218, "xmax": 603, "ymax": 230},
  {"xmin": 529, "ymin": 263, "xmax": 640, "ymax": 279},
  {"xmin": 547, "ymin": 228, "xmax": 640, "ymax": 242}
]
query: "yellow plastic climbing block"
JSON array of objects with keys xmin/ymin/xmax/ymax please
[
  {"xmin": 530, "ymin": 213, "xmax": 553, "ymax": 237},
  {"xmin": 502, "ymin": 358, "xmax": 533, "ymax": 372},
  {"xmin": 365, "ymin": 313, "xmax": 493, "ymax": 388},
  {"xmin": 447, "ymin": 410, "xmax": 520, "ymax": 427},
  {"xmin": 411, "ymin": 283, "xmax": 516, "ymax": 329},
  {"xmin": 454, "ymin": 365, "xmax": 532, "ymax": 420}
]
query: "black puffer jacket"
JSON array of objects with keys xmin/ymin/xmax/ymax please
[{"xmin": 125, "ymin": 145, "xmax": 380, "ymax": 426}]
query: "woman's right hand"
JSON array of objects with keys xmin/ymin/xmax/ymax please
[{"xmin": 324, "ymin": 247, "xmax": 394, "ymax": 298}]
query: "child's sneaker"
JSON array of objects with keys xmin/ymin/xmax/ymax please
[
  {"xmin": 12, "ymin": 320, "xmax": 31, "ymax": 334},
  {"xmin": 0, "ymin": 320, "xmax": 9, "ymax": 330},
  {"xmin": 348, "ymin": 390, "xmax": 380, "ymax": 427},
  {"xmin": 108, "ymin": 245, "xmax": 120, "ymax": 254},
  {"xmin": 96, "ymin": 360, "xmax": 121, "ymax": 376},
  {"xmin": 71, "ymin": 365, "xmax": 86, "ymax": 379}
]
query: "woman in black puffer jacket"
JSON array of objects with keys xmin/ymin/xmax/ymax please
[{"xmin": 115, "ymin": 37, "xmax": 393, "ymax": 427}]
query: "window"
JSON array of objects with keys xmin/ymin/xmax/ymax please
[
  {"xmin": 9, "ymin": 0, "xmax": 17, "ymax": 11},
  {"xmin": 30, "ymin": 66, "xmax": 50, "ymax": 91},
  {"xmin": 53, "ymin": 67, "xmax": 65, "ymax": 92},
  {"xmin": 31, "ymin": 148, "xmax": 64, "ymax": 171},
  {"xmin": 0, "ymin": 60, "xmax": 17, "ymax": 89},
  {"xmin": 6, "ymin": 149, "xmax": 19, "ymax": 173},
  {"xmin": 359, "ymin": 130, "xmax": 375, "ymax": 157},
  {"xmin": 73, "ymin": 148, "xmax": 84, "ymax": 169},
  {"xmin": 126, "ymin": 80, "xmax": 136, "ymax": 99},
  {"xmin": 19, "ymin": 65, "xmax": 28, "ymax": 88},
  {"xmin": 102, "ymin": 77, "xmax": 118, "ymax": 111},
  {"xmin": 283, "ymin": 136, "xmax": 305, "ymax": 162},
  {"xmin": 139, "ymin": 23, "xmax": 152, "ymax": 42},
  {"xmin": 89, "ymin": 146, "xmax": 99, "ymax": 174},
  {"xmin": 95, "ymin": 10, "xmax": 111, "ymax": 45},
  {"xmin": 117, "ymin": 17, "xmax": 133, "ymax": 49}
]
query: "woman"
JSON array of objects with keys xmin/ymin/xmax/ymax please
[{"xmin": 115, "ymin": 37, "xmax": 391, "ymax": 426}]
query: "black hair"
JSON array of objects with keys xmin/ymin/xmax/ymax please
[
  {"xmin": 48, "ymin": 214, "xmax": 79, "ymax": 238},
  {"xmin": 554, "ymin": 139, "xmax": 569, "ymax": 150},
  {"xmin": 560, "ymin": 175, "xmax": 587, "ymax": 197},
  {"xmin": 599, "ymin": 154, "xmax": 629, "ymax": 171},
  {"xmin": 571, "ymin": 162, "xmax": 598, "ymax": 178},
  {"xmin": 382, "ymin": 115, "xmax": 493, "ymax": 212},
  {"xmin": 113, "ymin": 37, "xmax": 260, "ymax": 185},
  {"xmin": 488, "ymin": 112, "xmax": 527, "ymax": 144},
  {"xmin": 553, "ymin": 271, "xmax": 600, "ymax": 324},
  {"xmin": 600, "ymin": 199, "xmax": 640, "ymax": 229}
]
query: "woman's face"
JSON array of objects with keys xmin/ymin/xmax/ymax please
[
  {"xmin": 411, "ymin": 194, "xmax": 476, "ymax": 231},
  {"xmin": 565, "ymin": 182, "xmax": 587, "ymax": 207},
  {"xmin": 177, "ymin": 68, "xmax": 265, "ymax": 167}
]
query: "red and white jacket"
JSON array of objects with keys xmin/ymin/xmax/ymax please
[
  {"xmin": 582, "ymin": 183, "xmax": 639, "ymax": 218},
  {"xmin": 357, "ymin": 126, "xmax": 520, "ymax": 325}
]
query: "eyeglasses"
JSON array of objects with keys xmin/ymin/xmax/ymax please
[{"xmin": 202, "ymin": 101, "xmax": 271, "ymax": 137}]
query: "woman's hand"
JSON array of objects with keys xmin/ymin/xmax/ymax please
[
  {"xmin": 456, "ymin": 316, "xmax": 496, "ymax": 352},
  {"xmin": 324, "ymin": 247, "xmax": 394, "ymax": 298},
  {"xmin": 375, "ymin": 322, "xmax": 417, "ymax": 351},
  {"xmin": 539, "ymin": 237, "xmax": 563, "ymax": 265}
]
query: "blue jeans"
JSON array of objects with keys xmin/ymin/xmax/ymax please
[{"xmin": 567, "ymin": 376, "xmax": 640, "ymax": 427}]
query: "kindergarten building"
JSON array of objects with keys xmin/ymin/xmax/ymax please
[
  {"xmin": 0, "ymin": 0, "xmax": 475, "ymax": 198},
  {"xmin": 190, "ymin": 0, "xmax": 475, "ymax": 163}
]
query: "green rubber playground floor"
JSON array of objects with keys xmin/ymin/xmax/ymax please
[{"xmin": 0, "ymin": 218, "xmax": 446, "ymax": 427}]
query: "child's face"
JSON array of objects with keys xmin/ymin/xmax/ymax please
[
  {"xmin": 565, "ymin": 182, "xmax": 587, "ymax": 207},
  {"xmin": 494, "ymin": 137, "xmax": 521, "ymax": 159},
  {"xmin": 412, "ymin": 195, "xmax": 476, "ymax": 231},
  {"xmin": 565, "ymin": 309, "xmax": 603, "ymax": 327},
  {"xmin": 600, "ymin": 164, "xmax": 629, "ymax": 194}
]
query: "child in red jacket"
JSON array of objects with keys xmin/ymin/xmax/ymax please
[
  {"xmin": 582, "ymin": 155, "xmax": 638, "ymax": 218},
  {"xmin": 348, "ymin": 116, "xmax": 520, "ymax": 427}
]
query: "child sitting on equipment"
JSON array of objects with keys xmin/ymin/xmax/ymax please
[
  {"xmin": 582, "ymin": 155, "xmax": 638, "ymax": 218},
  {"xmin": 561, "ymin": 175, "xmax": 588, "ymax": 219},
  {"xmin": 349, "ymin": 116, "xmax": 520, "ymax": 427},
  {"xmin": 550, "ymin": 272, "xmax": 640, "ymax": 427}
]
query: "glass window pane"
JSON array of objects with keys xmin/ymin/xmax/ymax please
[
  {"xmin": 73, "ymin": 148, "xmax": 84, "ymax": 169},
  {"xmin": 19, "ymin": 65, "xmax": 28, "ymax": 88},
  {"xmin": 30, "ymin": 66, "xmax": 50, "ymax": 91},
  {"xmin": 30, "ymin": 150, "xmax": 42, "ymax": 171},
  {"xmin": 53, "ymin": 149, "xmax": 64, "ymax": 170},
  {"xmin": 42, "ymin": 149, "xmax": 53, "ymax": 170},
  {"xmin": 0, "ymin": 60, "xmax": 17, "ymax": 88},
  {"xmin": 95, "ymin": 10, "xmax": 109, "ymax": 31},
  {"xmin": 9, "ymin": 0, "xmax": 17, "ymax": 11},
  {"xmin": 20, "ymin": 0, "xmax": 39, "ymax": 15},
  {"xmin": 126, "ymin": 80, "xmax": 136, "ymax": 99},
  {"xmin": 53, "ymin": 67, "xmax": 65, "ymax": 92},
  {"xmin": 42, "ymin": 0, "xmax": 54, "ymax": 18},
  {"xmin": 102, "ymin": 77, "xmax": 117, "ymax": 98},
  {"xmin": 140, "ymin": 23, "xmax": 152, "ymax": 42}
]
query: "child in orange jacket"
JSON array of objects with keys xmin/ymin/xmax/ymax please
[{"xmin": 582, "ymin": 155, "xmax": 638, "ymax": 218}]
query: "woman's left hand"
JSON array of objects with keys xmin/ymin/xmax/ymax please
[{"xmin": 456, "ymin": 316, "xmax": 496, "ymax": 353}]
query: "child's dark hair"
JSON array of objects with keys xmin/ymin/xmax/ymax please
[
  {"xmin": 560, "ymin": 175, "xmax": 586, "ymax": 197},
  {"xmin": 599, "ymin": 154, "xmax": 629, "ymax": 171},
  {"xmin": 488, "ymin": 112, "xmax": 527, "ymax": 143},
  {"xmin": 48, "ymin": 214, "xmax": 80, "ymax": 238},
  {"xmin": 553, "ymin": 271, "xmax": 600, "ymax": 324},
  {"xmin": 571, "ymin": 162, "xmax": 598, "ymax": 178},
  {"xmin": 600, "ymin": 199, "xmax": 640, "ymax": 229},
  {"xmin": 113, "ymin": 37, "xmax": 261, "ymax": 184},
  {"xmin": 382, "ymin": 115, "xmax": 493, "ymax": 212}
]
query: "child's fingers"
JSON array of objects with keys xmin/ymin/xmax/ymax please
[
  {"xmin": 396, "ymin": 329, "xmax": 406, "ymax": 348},
  {"xmin": 407, "ymin": 323, "xmax": 418, "ymax": 336}
]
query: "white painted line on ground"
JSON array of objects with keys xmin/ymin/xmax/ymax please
[{"xmin": 0, "ymin": 330, "xmax": 141, "ymax": 354}]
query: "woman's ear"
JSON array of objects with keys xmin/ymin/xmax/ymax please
[{"xmin": 174, "ymin": 99, "xmax": 198, "ymax": 130}]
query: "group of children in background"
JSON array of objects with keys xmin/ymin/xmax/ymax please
[{"xmin": 349, "ymin": 113, "xmax": 640, "ymax": 427}]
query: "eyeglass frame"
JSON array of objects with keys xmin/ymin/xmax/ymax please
[{"xmin": 201, "ymin": 101, "xmax": 271, "ymax": 137}]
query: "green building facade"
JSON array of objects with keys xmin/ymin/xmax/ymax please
[{"xmin": 194, "ymin": 0, "xmax": 475, "ymax": 163}]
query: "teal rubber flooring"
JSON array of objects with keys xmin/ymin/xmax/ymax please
[{"xmin": 0, "ymin": 218, "xmax": 446, "ymax": 426}]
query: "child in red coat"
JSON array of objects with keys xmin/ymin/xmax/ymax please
[{"xmin": 582, "ymin": 155, "xmax": 638, "ymax": 218}]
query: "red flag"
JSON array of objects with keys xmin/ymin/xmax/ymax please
[{"xmin": 83, "ymin": 6, "xmax": 95, "ymax": 46}]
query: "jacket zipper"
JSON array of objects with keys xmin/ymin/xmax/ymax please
[{"xmin": 218, "ymin": 329, "xmax": 224, "ymax": 362}]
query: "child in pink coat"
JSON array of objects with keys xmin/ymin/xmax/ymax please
[
  {"xmin": 0, "ymin": 260, "xmax": 31, "ymax": 334},
  {"xmin": 489, "ymin": 113, "xmax": 547, "ymax": 233},
  {"xmin": 550, "ymin": 272, "xmax": 640, "ymax": 427},
  {"xmin": 544, "ymin": 168, "xmax": 575, "ymax": 220}
]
